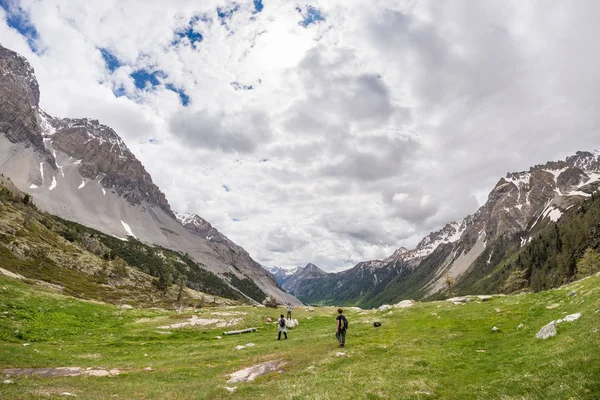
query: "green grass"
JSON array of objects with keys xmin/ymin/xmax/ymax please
[{"xmin": 1, "ymin": 274, "xmax": 600, "ymax": 399}]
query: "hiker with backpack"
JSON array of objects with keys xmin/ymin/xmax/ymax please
[
  {"xmin": 277, "ymin": 314, "xmax": 288, "ymax": 340},
  {"xmin": 335, "ymin": 308, "xmax": 348, "ymax": 347}
]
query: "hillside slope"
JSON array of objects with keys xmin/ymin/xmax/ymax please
[{"xmin": 0, "ymin": 175, "xmax": 240, "ymax": 306}]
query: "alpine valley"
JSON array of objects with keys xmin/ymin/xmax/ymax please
[
  {"xmin": 275, "ymin": 152, "xmax": 600, "ymax": 308},
  {"xmin": 0, "ymin": 44, "xmax": 301, "ymax": 306}
]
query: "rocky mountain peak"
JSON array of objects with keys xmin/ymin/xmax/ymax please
[
  {"xmin": 0, "ymin": 45, "xmax": 50, "ymax": 161},
  {"xmin": 0, "ymin": 44, "xmax": 174, "ymax": 217}
]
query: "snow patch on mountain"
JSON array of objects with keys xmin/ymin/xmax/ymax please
[
  {"xmin": 120, "ymin": 220, "xmax": 136, "ymax": 238},
  {"xmin": 48, "ymin": 176, "xmax": 57, "ymax": 191}
]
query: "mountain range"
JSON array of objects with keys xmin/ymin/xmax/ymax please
[
  {"xmin": 0, "ymin": 44, "xmax": 301, "ymax": 305},
  {"xmin": 279, "ymin": 151, "xmax": 600, "ymax": 307}
]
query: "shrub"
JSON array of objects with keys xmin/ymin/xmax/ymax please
[{"xmin": 576, "ymin": 248, "xmax": 600, "ymax": 279}]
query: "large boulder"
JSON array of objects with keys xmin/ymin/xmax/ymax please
[
  {"xmin": 535, "ymin": 321, "xmax": 557, "ymax": 339},
  {"xmin": 393, "ymin": 300, "xmax": 415, "ymax": 308},
  {"xmin": 286, "ymin": 319, "xmax": 299, "ymax": 329}
]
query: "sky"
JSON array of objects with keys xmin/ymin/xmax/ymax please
[{"xmin": 1, "ymin": 0, "xmax": 599, "ymax": 272}]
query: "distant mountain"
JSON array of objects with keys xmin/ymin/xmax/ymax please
[
  {"xmin": 279, "ymin": 263, "xmax": 328, "ymax": 299},
  {"xmin": 286, "ymin": 151, "xmax": 600, "ymax": 307},
  {"xmin": 265, "ymin": 266, "xmax": 299, "ymax": 286},
  {"xmin": 0, "ymin": 44, "xmax": 301, "ymax": 305}
]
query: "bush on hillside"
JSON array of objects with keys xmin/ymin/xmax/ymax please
[{"xmin": 576, "ymin": 248, "xmax": 600, "ymax": 279}]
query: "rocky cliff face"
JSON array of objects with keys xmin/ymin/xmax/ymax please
[
  {"xmin": 0, "ymin": 46, "xmax": 51, "ymax": 162},
  {"xmin": 0, "ymin": 44, "xmax": 301, "ymax": 305}
]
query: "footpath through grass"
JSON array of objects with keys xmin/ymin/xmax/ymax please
[{"xmin": 1, "ymin": 273, "xmax": 599, "ymax": 399}]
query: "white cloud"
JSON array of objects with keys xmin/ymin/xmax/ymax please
[{"xmin": 2, "ymin": 0, "xmax": 600, "ymax": 271}]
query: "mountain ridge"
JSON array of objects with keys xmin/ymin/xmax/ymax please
[{"xmin": 284, "ymin": 150, "xmax": 600, "ymax": 306}]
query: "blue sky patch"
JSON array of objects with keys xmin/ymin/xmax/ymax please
[
  {"xmin": 112, "ymin": 85, "xmax": 127, "ymax": 98},
  {"xmin": 0, "ymin": 1, "xmax": 40, "ymax": 53},
  {"xmin": 174, "ymin": 16, "xmax": 203, "ymax": 49},
  {"xmin": 99, "ymin": 48, "xmax": 122, "ymax": 72},
  {"xmin": 166, "ymin": 83, "xmax": 190, "ymax": 106},
  {"xmin": 232, "ymin": 218, "xmax": 240, "ymax": 222},
  {"xmin": 253, "ymin": 0, "xmax": 263, "ymax": 13},
  {"xmin": 297, "ymin": 6, "xmax": 325, "ymax": 27},
  {"xmin": 222, "ymin": 184, "xmax": 230, "ymax": 192},
  {"xmin": 130, "ymin": 69, "xmax": 165, "ymax": 90},
  {"xmin": 217, "ymin": 4, "xmax": 239, "ymax": 24}
]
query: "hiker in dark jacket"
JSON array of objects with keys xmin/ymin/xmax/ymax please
[
  {"xmin": 277, "ymin": 314, "xmax": 287, "ymax": 340},
  {"xmin": 335, "ymin": 308, "xmax": 348, "ymax": 347}
]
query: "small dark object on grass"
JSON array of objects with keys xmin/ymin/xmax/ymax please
[{"xmin": 373, "ymin": 321, "xmax": 381, "ymax": 327}]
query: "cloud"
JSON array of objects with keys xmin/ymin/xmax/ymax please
[
  {"xmin": 2, "ymin": 0, "xmax": 600, "ymax": 271},
  {"xmin": 169, "ymin": 108, "xmax": 271, "ymax": 153}
]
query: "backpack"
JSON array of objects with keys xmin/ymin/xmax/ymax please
[
  {"xmin": 340, "ymin": 315, "xmax": 348, "ymax": 331},
  {"xmin": 279, "ymin": 318, "xmax": 286, "ymax": 328}
]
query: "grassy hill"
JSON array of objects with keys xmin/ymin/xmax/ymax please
[{"xmin": 1, "ymin": 267, "xmax": 599, "ymax": 399}]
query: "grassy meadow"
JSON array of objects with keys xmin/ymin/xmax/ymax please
[{"xmin": 1, "ymin": 272, "xmax": 600, "ymax": 400}]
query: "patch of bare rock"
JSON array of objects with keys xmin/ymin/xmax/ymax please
[
  {"xmin": 2, "ymin": 367, "xmax": 123, "ymax": 378},
  {"xmin": 158, "ymin": 315, "xmax": 243, "ymax": 329},
  {"xmin": 536, "ymin": 312, "xmax": 582, "ymax": 339},
  {"xmin": 226, "ymin": 360, "xmax": 287, "ymax": 383}
]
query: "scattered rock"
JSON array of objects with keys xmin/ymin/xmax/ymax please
[
  {"xmin": 86, "ymin": 370, "xmax": 110, "ymax": 377},
  {"xmin": 155, "ymin": 331, "xmax": 172, "ymax": 335},
  {"xmin": 492, "ymin": 326, "xmax": 500, "ymax": 332},
  {"xmin": 494, "ymin": 308, "xmax": 502, "ymax": 313},
  {"xmin": 235, "ymin": 343, "xmax": 255, "ymax": 350},
  {"xmin": 158, "ymin": 315, "xmax": 240, "ymax": 329},
  {"xmin": 22, "ymin": 343, "xmax": 30, "ymax": 346},
  {"xmin": 216, "ymin": 336, "xmax": 222, "ymax": 340},
  {"xmin": 593, "ymin": 328, "xmax": 598, "ymax": 333},
  {"xmin": 387, "ymin": 311, "xmax": 393, "ymax": 315},
  {"xmin": 2, "ymin": 380, "xmax": 13, "ymax": 384},
  {"xmin": 567, "ymin": 291, "xmax": 577, "ymax": 297},
  {"xmin": 564, "ymin": 312, "xmax": 581, "ymax": 322},
  {"xmin": 306, "ymin": 307, "xmax": 315, "ymax": 312},
  {"xmin": 518, "ymin": 323, "xmax": 524, "ymax": 329},
  {"xmin": 226, "ymin": 360, "xmax": 287, "ymax": 383},
  {"xmin": 546, "ymin": 304, "xmax": 561, "ymax": 309},
  {"xmin": 536, "ymin": 321, "xmax": 557, "ymax": 339},
  {"xmin": 120, "ymin": 305, "xmax": 133, "ymax": 310},
  {"xmin": 211, "ymin": 312, "xmax": 247, "ymax": 316},
  {"xmin": 286, "ymin": 319, "xmax": 299, "ymax": 329},
  {"xmin": 447, "ymin": 297, "xmax": 473, "ymax": 304},
  {"xmin": 378, "ymin": 304, "xmax": 392, "ymax": 311},
  {"xmin": 1, "ymin": 367, "xmax": 123, "ymax": 378},
  {"xmin": 144, "ymin": 367, "xmax": 153, "ymax": 371},
  {"xmin": 415, "ymin": 391, "xmax": 431, "ymax": 396},
  {"xmin": 224, "ymin": 386, "xmax": 237, "ymax": 393},
  {"xmin": 373, "ymin": 321, "xmax": 381, "ymax": 327},
  {"xmin": 336, "ymin": 352, "xmax": 346, "ymax": 357},
  {"xmin": 476, "ymin": 350, "xmax": 486, "ymax": 353},
  {"xmin": 477, "ymin": 295, "xmax": 493, "ymax": 301},
  {"xmin": 143, "ymin": 354, "xmax": 149, "ymax": 357},
  {"xmin": 393, "ymin": 300, "xmax": 415, "ymax": 308}
]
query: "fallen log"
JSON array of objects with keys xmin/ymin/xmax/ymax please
[{"xmin": 223, "ymin": 328, "xmax": 257, "ymax": 335}]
